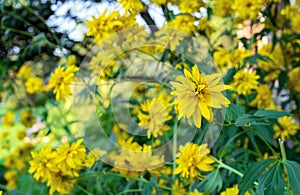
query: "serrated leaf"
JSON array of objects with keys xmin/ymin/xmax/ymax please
[
  {"xmin": 239, "ymin": 159, "xmax": 276, "ymax": 195},
  {"xmin": 257, "ymin": 163, "xmax": 284, "ymax": 195},
  {"xmin": 284, "ymin": 160, "xmax": 300, "ymax": 195},
  {"xmin": 254, "ymin": 109, "xmax": 290, "ymax": 119}
]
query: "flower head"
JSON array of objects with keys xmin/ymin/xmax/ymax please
[
  {"xmin": 250, "ymin": 85, "xmax": 273, "ymax": 108},
  {"xmin": 138, "ymin": 94, "xmax": 172, "ymax": 138},
  {"xmin": 48, "ymin": 65, "xmax": 78, "ymax": 101},
  {"xmin": 174, "ymin": 142, "xmax": 215, "ymax": 179},
  {"xmin": 25, "ymin": 77, "xmax": 43, "ymax": 94},
  {"xmin": 274, "ymin": 116, "xmax": 299, "ymax": 141},
  {"xmin": 231, "ymin": 69, "xmax": 260, "ymax": 95},
  {"xmin": 20, "ymin": 110, "xmax": 36, "ymax": 127},
  {"xmin": 2, "ymin": 111, "xmax": 15, "ymax": 127},
  {"xmin": 171, "ymin": 65, "xmax": 230, "ymax": 128}
]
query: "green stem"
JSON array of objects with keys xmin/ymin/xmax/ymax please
[
  {"xmin": 219, "ymin": 131, "xmax": 245, "ymax": 160},
  {"xmin": 172, "ymin": 118, "xmax": 178, "ymax": 183},
  {"xmin": 212, "ymin": 156, "xmax": 243, "ymax": 177},
  {"xmin": 75, "ymin": 184, "xmax": 93, "ymax": 195},
  {"xmin": 249, "ymin": 127, "xmax": 278, "ymax": 156},
  {"xmin": 279, "ymin": 138, "xmax": 287, "ymax": 161},
  {"xmin": 116, "ymin": 189, "xmax": 143, "ymax": 195}
]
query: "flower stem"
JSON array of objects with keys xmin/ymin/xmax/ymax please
[
  {"xmin": 75, "ymin": 184, "xmax": 93, "ymax": 195},
  {"xmin": 278, "ymin": 138, "xmax": 287, "ymax": 161},
  {"xmin": 212, "ymin": 156, "xmax": 243, "ymax": 177},
  {"xmin": 172, "ymin": 118, "xmax": 178, "ymax": 183}
]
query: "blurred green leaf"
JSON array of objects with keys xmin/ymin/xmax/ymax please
[{"xmin": 284, "ymin": 160, "xmax": 300, "ymax": 195}]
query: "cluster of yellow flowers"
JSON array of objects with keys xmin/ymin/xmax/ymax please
[
  {"xmin": 3, "ymin": 143, "xmax": 33, "ymax": 189},
  {"xmin": 28, "ymin": 139, "xmax": 106, "ymax": 194}
]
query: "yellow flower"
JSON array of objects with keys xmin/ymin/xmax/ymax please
[
  {"xmin": 291, "ymin": 14, "xmax": 300, "ymax": 34},
  {"xmin": 231, "ymin": 69, "xmax": 259, "ymax": 95},
  {"xmin": 150, "ymin": 0, "xmax": 167, "ymax": 6},
  {"xmin": 232, "ymin": 0, "xmax": 264, "ymax": 20},
  {"xmin": 17, "ymin": 64, "xmax": 32, "ymax": 79},
  {"xmin": 0, "ymin": 190, "xmax": 2, "ymax": 195},
  {"xmin": 138, "ymin": 94, "xmax": 172, "ymax": 138},
  {"xmin": 84, "ymin": 148, "xmax": 107, "ymax": 168},
  {"xmin": 174, "ymin": 143, "xmax": 215, "ymax": 179},
  {"xmin": 250, "ymin": 85, "xmax": 273, "ymax": 108},
  {"xmin": 54, "ymin": 139, "xmax": 86, "ymax": 176},
  {"xmin": 189, "ymin": 189, "xmax": 204, "ymax": 195},
  {"xmin": 48, "ymin": 171, "xmax": 77, "ymax": 195},
  {"xmin": 289, "ymin": 67, "xmax": 300, "ymax": 93},
  {"xmin": 156, "ymin": 28, "xmax": 186, "ymax": 51},
  {"xmin": 118, "ymin": 0, "xmax": 143, "ymax": 14},
  {"xmin": 213, "ymin": 0, "xmax": 233, "ymax": 17},
  {"xmin": 2, "ymin": 111, "xmax": 15, "ymax": 127},
  {"xmin": 171, "ymin": 179, "xmax": 187, "ymax": 195},
  {"xmin": 66, "ymin": 55, "xmax": 76, "ymax": 66},
  {"xmin": 25, "ymin": 77, "xmax": 43, "ymax": 94},
  {"xmin": 274, "ymin": 116, "xmax": 299, "ymax": 141},
  {"xmin": 16, "ymin": 129, "xmax": 26, "ymax": 140},
  {"xmin": 179, "ymin": 0, "xmax": 205, "ymax": 13},
  {"xmin": 166, "ymin": 15, "xmax": 197, "ymax": 34},
  {"xmin": 4, "ymin": 170, "xmax": 18, "ymax": 190},
  {"xmin": 20, "ymin": 110, "xmax": 36, "ymax": 127},
  {"xmin": 29, "ymin": 146, "xmax": 58, "ymax": 182},
  {"xmin": 170, "ymin": 65, "xmax": 231, "ymax": 128},
  {"xmin": 48, "ymin": 65, "xmax": 79, "ymax": 101},
  {"xmin": 221, "ymin": 184, "xmax": 251, "ymax": 195},
  {"xmin": 86, "ymin": 9, "xmax": 137, "ymax": 43}
]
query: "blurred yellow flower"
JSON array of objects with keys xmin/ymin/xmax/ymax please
[
  {"xmin": 179, "ymin": 0, "xmax": 204, "ymax": 13},
  {"xmin": 118, "ymin": 0, "xmax": 143, "ymax": 14},
  {"xmin": 66, "ymin": 55, "xmax": 76, "ymax": 66},
  {"xmin": 274, "ymin": 116, "xmax": 299, "ymax": 141},
  {"xmin": 48, "ymin": 65, "xmax": 78, "ymax": 101},
  {"xmin": 2, "ymin": 111, "xmax": 15, "ymax": 127},
  {"xmin": 289, "ymin": 66, "xmax": 300, "ymax": 93},
  {"xmin": 166, "ymin": 15, "xmax": 196, "ymax": 34},
  {"xmin": 250, "ymin": 85, "xmax": 273, "ymax": 108},
  {"xmin": 4, "ymin": 170, "xmax": 18, "ymax": 189},
  {"xmin": 232, "ymin": 0, "xmax": 264, "ymax": 20},
  {"xmin": 20, "ymin": 110, "xmax": 36, "ymax": 127},
  {"xmin": 231, "ymin": 69, "xmax": 259, "ymax": 95},
  {"xmin": 25, "ymin": 77, "xmax": 43, "ymax": 94},
  {"xmin": 213, "ymin": 0, "xmax": 233, "ymax": 17},
  {"xmin": 171, "ymin": 65, "xmax": 231, "ymax": 128},
  {"xmin": 138, "ymin": 94, "xmax": 172, "ymax": 138},
  {"xmin": 17, "ymin": 64, "xmax": 32, "ymax": 79},
  {"xmin": 189, "ymin": 189, "xmax": 204, "ymax": 195},
  {"xmin": 48, "ymin": 171, "xmax": 77, "ymax": 195},
  {"xmin": 221, "ymin": 184, "xmax": 251, "ymax": 195},
  {"xmin": 84, "ymin": 148, "xmax": 107, "ymax": 168},
  {"xmin": 16, "ymin": 129, "xmax": 26, "ymax": 140},
  {"xmin": 174, "ymin": 143, "xmax": 215, "ymax": 179}
]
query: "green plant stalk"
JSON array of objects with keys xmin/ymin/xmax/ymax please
[
  {"xmin": 75, "ymin": 184, "xmax": 93, "ymax": 195},
  {"xmin": 279, "ymin": 138, "xmax": 287, "ymax": 161},
  {"xmin": 116, "ymin": 189, "xmax": 143, "ymax": 195},
  {"xmin": 88, "ymin": 171, "xmax": 190, "ymax": 195},
  {"xmin": 248, "ymin": 126, "xmax": 278, "ymax": 156},
  {"xmin": 172, "ymin": 118, "xmax": 178, "ymax": 183},
  {"xmin": 212, "ymin": 156, "xmax": 243, "ymax": 177}
]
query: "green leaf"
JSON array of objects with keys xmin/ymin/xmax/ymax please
[
  {"xmin": 254, "ymin": 109, "xmax": 290, "ymax": 119},
  {"xmin": 238, "ymin": 159, "xmax": 277, "ymax": 195},
  {"xmin": 226, "ymin": 103, "xmax": 245, "ymax": 122},
  {"xmin": 257, "ymin": 163, "xmax": 284, "ymax": 195},
  {"xmin": 199, "ymin": 169, "xmax": 223, "ymax": 194},
  {"xmin": 235, "ymin": 114, "xmax": 264, "ymax": 126},
  {"xmin": 252, "ymin": 125, "xmax": 274, "ymax": 145},
  {"xmin": 284, "ymin": 160, "xmax": 300, "ymax": 195}
]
